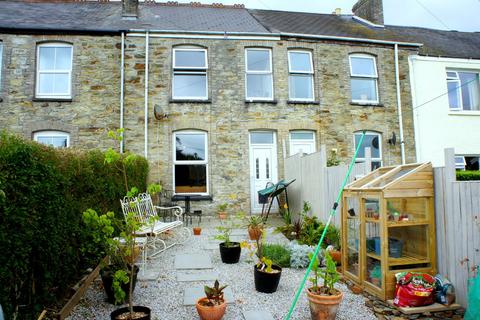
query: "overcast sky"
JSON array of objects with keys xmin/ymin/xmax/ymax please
[{"xmin": 189, "ymin": 0, "xmax": 480, "ymax": 32}]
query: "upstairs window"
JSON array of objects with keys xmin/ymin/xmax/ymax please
[
  {"xmin": 349, "ymin": 54, "xmax": 378, "ymax": 104},
  {"xmin": 447, "ymin": 70, "xmax": 480, "ymax": 111},
  {"xmin": 173, "ymin": 131, "xmax": 208, "ymax": 194},
  {"xmin": 288, "ymin": 51, "xmax": 314, "ymax": 101},
  {"xmin": 172, "ymin": 48, "xmax": 208, "ymax": 100},
  {"xmin": 36, "ymin": 43, "xmax": 73, "ymax": 99},
  {"xmin": 34, "ymin": 131, "xmax": 70, "ymax": 148},
  {"xmin": 354, "ymin": 131, "xmax": 382, "ymax": 170},
  {"xmin": 289, "ymin": 131, "xmax": 316, "ymax": 156},
  {"xmin": 245, "ymin": 48, "xmax": 273, "ymax": 100}
]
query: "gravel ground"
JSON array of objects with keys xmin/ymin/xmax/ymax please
[{"xmin": 68, "ymin": 227, "xmax": 376, "ymax": 320}]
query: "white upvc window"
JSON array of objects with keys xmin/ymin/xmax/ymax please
[
  {"xmin": 173, "ymin": 130, "xmax": 209, "ymax": 195},
  {"xmin": 455, "ymin": 156, "xmax": 466, "ymax": 170},
  {"xmin": 289, "ymin": 131, "xmax": 316, "ymax": 156},
  {"xmin": 33, "ymin": 131, "xmax": 70, "ymax": 148},
  {"xmin": 354, "ymin": 131, "xmax": 382, "ymax": 170},
  {"xmin": 446, "ymin": 70, "xmax": 480, "ymax": 111},
  {"xmin": 349, "ymin": 54, "xmax": 379, "ymax": 104},
  {"xmin": 172, "ymin": 48, "xmax": 208, "ymax": 100},
  {"xmin": 36, "ymin": 43, "xmax": 73, "ymax": 99},
  {"xmin": 288, "ymin": 51, "xmax": 314, "ymax": 101},
  {"xmin": 0, "ymin": 42, "xmax": 3, "ymax": 91},
  {"xmin": 245, "ymin": 48, "xmax": 273, "ymax": 100}
]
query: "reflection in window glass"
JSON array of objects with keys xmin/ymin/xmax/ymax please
[
  {"xmin": 354, "ymin": 132, "xmax": 382, "ymax": 169},
  {"xmin": 446, "ymin": 70, "xmax": 480, "ymax": 111},
  {"xmin": 349, "ymin": 54, "xmax": 378, "ymax": 103},
  {"xmin": 175, "ymin": 133, "xmax": 206, "ymax": 161},
  {"xmin": 288, "ymin": 51, "xmax": 314, "ymax": 101},
  {"xmin": 172, "ymin": 48, "xmax": 208, "ymax": 100},
  {"xmin": 34, "ymin": 131, "xmax": 69, "ymax": 148},
  {"xmin": 36, "ymin": 44, "xmax": 73, "ymax": 98},
  {"xmin": 245, "ymin": 49, "xmax": 273, "ymax": 100}
]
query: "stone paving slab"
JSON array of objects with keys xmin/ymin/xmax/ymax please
[
  {"xmin": 174, "ymin": 253, "xmax": 212, "ymax": 269},
  {"xmin": 137, "ymin": 269, "xmax": 160, "ymax": 281},
  {"xmin": 177, "ymin": 270, "xmax": 218, "ymax": 282},
  {"xmin": 243, "ymin": 310, "xmax": 275, "ymax": 320},
  {"xmin": 183, "ymin": 286, "xmax": 234, "ymax": 306},
  {"xmin": 203, "ymin": 242, "xmax": 220, "ymax": 250},
  {"xmin": 230, "ymin": 228, "xmax": 247, "ymax": 236}
]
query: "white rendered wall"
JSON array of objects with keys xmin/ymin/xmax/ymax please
[{"xmin": 409, "ymin": 55, "xmax": 480, "ymax": 167}]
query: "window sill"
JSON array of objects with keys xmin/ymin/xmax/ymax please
[
  {"xmin": 448, "ymin": 111, "xmax": 480, "ymax": 116},
  {"xmin": 245, "ymin": 99, "xmax": 277, "ymax": 105},
  {"xmin": 287, "ymin": 100, "xmax": 320, "ymax": 105},
  {"xmin": 33, "ymin": 98, "xmax": 73, "ymax": 102},
  {"xmin": 172, "ymin": 195, "xmax": 213, "ymax": 201},
  {"xmin": 169, "ymin": 99, "xmax": 211, "ymax": 104},
  {"xmin": 350, "ymin": 102, "xmax": 384, "ymax": 107}
]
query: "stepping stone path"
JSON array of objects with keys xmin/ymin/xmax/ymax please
[
  {"xmin": 183, "ymin": 286, "xmax": 235, "ymax": 306},
  {"xmin": 177, "ymin": 270, "xmax": 218, "ymax": 282},
  {"xmin": 174, "ymin": 253, "xmax": 213, "ymax": 269},
  {"xmin": 243, "ymin": 310, "xmax": 275, "ymax": 320},
  {"xmin": 203, "ymin": 242, "xmax": 220, "ymax": 250}
]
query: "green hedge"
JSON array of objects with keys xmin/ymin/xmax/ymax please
[
  {"xmin": 457, "ymin": 170, "xmax": 480, "ymax": 181},
  {"xmin": 0, "ymin": 132, "xmax": 148, "ymax": 319}
]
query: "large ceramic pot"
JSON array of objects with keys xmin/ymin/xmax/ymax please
[
  {"xmin": 248, "ymin": 226, "xmax": 263, "ymax": 241},
  {"xmin": 306, "ymin": 288, "xmax": 344, "ymax": 320},
  {"xmin": 110, "ymin": 306, "xmax": 151, "ymax": 320},
  {"xmin": 195, "ymin": 297, "xmax": 227, "ymax": 320},
  {"xmin": 101, "ymin": 265, "xmax": 139, "ymax": 304},
  {"xmin": 219, "ymin": 242, "xmax": 241, "ymax": 264},
  {"xmin": 254, "ymin": 264, "xmax": 282, "ymax": 293}
]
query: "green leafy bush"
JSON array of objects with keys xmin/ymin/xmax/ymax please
[
  {"xmin": 0, "ymin": 132, "xmax": 148, "ymax": 319},
  {"xmin": 457, "ymin": 170, "xmax": 480, "ymax": 181},
  {"xmin": 262, "ymin": 243, "xmax": 291, "ymax": 268}
]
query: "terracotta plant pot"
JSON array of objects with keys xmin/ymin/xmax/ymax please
[
  {"xmin": 110, "ymin": 305, "xmax": 151, "ymax": 320},
  {"xmin": 248, "ymin": 226, "xmax": 263, "ymax": 241},
  {"xmin": 218, "ymin": 212, "xmax": 227, "ymax": 220},
  {"xmin": 306, "ymin": 288, "xmax": 343, "ymax": 320},
  {"xmin": 195, "ymin": 297, "xmax": 227, "ymax": 320},
  {"xmin": 329, "ymin": 250, "xmax": 341, "ymax": 265},
  {"xmin": 193, "ymin": 227, "xmax": 202, "ymax": 235}
]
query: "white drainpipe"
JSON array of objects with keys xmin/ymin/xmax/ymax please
[
  {"xmin": 144, "ymin": 31, "xmax": 149, "ymax": 159},
  {"xmin": 394, "ymin": 43, "xmax": 406, "ymax": 164},
  {"xmin": 120, "ymin": 32, "xmax": 125, "ymax": 153}
]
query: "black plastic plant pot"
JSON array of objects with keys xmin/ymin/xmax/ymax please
[
  {"xmin": 254, "ymin": 264, "xmax": 282, "ymax": 293},
  {"xmin": 101, "ymin": 265, "xmax": 139, "ymax": 305},
  {"xmin": 219, "ymin": 242, "xmax": 241, "ymax": 264},
  {"xmin": 110, "ymin": 306, "xmax": 151, "ymax": 320}
]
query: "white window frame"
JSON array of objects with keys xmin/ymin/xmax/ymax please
[
  {"xmin": 172, "ymin": 48, "xmax": 208, "ymax": 100},
  {"xmin": 245, "ymin": 48, "xmax": 274, "ymax": 101},
  {"xmin": 288, "ymin": 50, "xmax": 314, "ymax": 101},
  {"xmin": 33, "ymin": 130, "xmax": 70, "ymax": 148},
  {"xmin": 35, "ymin": 42, "xmax": 73, "ymax": 99},
  {"xmin": 289, "ymin": 130, "xmax": 316, "ymax": 156},
  {"xmin": 349, "ymin": 54, "xmax": 379, "ymax": 104},
  {"xmin": 455, "ymin": 155, "xmax": 466, "ymax": 170},
  {"xmin": 447, "ymin": 70, "xmax": 480, "ymax": 111},
  {"xmin": 354, "ymin": 131, "xmax": 382, "ymax": 168},
  {"xmin": 172, "ymin": 130, "xmax": 209, "ymax": 195}
]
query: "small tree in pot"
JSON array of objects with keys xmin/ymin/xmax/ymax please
[
  {"xmin": 306, "ymin": 251, "xmax": 343, "ymax": 320},
  {"xmin": 195, "ymin": 280, "xmax": 228, "ymax": 320},
  {"xmin": 245, "ymin": 215, "xmax": 265, "ymax": 241},
  {"xmin": 214, "ymin": 213, "xmax": 242, "ymax": 264}
]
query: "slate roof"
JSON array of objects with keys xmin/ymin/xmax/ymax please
[{"xmin": 0, "ymin": 1, "xmax": 479, "ymax": 59}]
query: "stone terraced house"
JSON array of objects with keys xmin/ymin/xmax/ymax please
[{"xmin": 0, "ymin": 0, "xmax": 475, "ymax": 214}]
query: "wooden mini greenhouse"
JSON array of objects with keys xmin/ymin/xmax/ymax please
[{"xmin": 341, "ymin": 162, "xmax": 436, "ymax": 300}]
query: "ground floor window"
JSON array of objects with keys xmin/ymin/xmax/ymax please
[
  {"xmin": 289, "ymin": 130, "xmax": 316, "ymax": 156},
  {"xmin": 173, "ymin": 130, "xmax": 208, "ymax": 194},
  {"xmin": 354, "ymin": 131, "xmax": 382, "ymax": 170},
  {"xmin": 33, "ymin": 130, "xmax": 69, "ymax": 148},
  {"xmin": 455, "ymin": 155, "xmax": 479, "ymax": 171}
]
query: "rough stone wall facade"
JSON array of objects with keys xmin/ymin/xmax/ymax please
[{"xmin": 0, "ymin": 32, "xmax": 416, "ymax": 215}]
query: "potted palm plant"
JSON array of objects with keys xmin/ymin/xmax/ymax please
[
  {"xmin": 245, "ymin": 215, "xmax": 264, "ymax": 241},
  {"xmin": 215, "ymin": 214, "xmax": 241, "ymax": 264},
  {"xmin": 195, "ymin": 280, "xmax": 228, "ymax": 320},
  {"xmin": 252, "ymin": 230, "xmax": 282, "ymax": 293},
  {"xmin": 306, "ymin": 251, "xmax": 343, "ymax": 320}
]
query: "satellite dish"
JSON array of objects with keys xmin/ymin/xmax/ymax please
[
  {"xmin": 372, "ymin": 136, "xmax": 379, "ymax": 149},
  {"xmin": 388, "ymin": 132, "xmax": 397, "ymax": 146}
]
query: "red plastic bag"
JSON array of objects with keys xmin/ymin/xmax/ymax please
[{"xmin": 393, "ymin": 272, "xmax": 436, "ymax": 307}]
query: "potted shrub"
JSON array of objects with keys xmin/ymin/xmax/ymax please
[
  {"xmin": 215, "ymin": 214, "xmax": 241, "ymax": 264},
  {"xmin": 217, "ymin": 203, "xmax": 228, "ymax": 220},
  {"xmin": 306, "ymin": 251, "xmax": 343, "ymax": 320},
  {"xmin": 245, "ymin": 215, "xmax": 264, "ymax": 241},
  {"xmin": 195, "ymin": 280, "xmax": 227, "ymax": 320},
  {"xmin": 252, "ymin": 230, "xmax": 282, "ymax": 293}
]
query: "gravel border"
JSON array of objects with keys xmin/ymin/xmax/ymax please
[{"xmin": 67, "ymin": 228, "xmax": 376, "ymax": 320}]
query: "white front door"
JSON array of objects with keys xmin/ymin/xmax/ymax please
[{"xmin": 249, "ymin": 132, "xmax": 278, "ymax": 213}]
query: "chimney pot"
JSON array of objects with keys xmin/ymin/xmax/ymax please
[
  {"xmin": 352, "ymin": 0, "xmax": 384, "ymax": 26},
  {"xmin": 122, "ymin": 0, "xmax": 139, "ymax": 18}
]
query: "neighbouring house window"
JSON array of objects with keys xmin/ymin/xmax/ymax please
[
  {"xmin": 354, "ymin": 131, "xmax": 382, "ymax": 170},
  {"xmin": 172, "ymin": 48, "xmax": 208, "ymax": 100},
  {"xmin": 245, "ymin": 48, "xmax": 273, "ymax": 100},
  {"xmin": 288, "ymin": 50, "xmax": 314, "ymax": 101},
  {"xmin": 447, "ymin": 70, "xmax": 480, "ymax": 111},
  {"xmin": 349, "ymin": 54, "xmax": 378, "ymax": 104},
  {"xmin": 289, "ymin": 131, "xmax": 316, "ymax": 156},
  {"xmin": 173, "ymin": 131, "xmax": 208, "ymax": 194},
  {"xmin": 36, "ymin": 43, "xmax": 73, "ymax": 99},
  {"xmin": 455, "ymin": 155, "xmax": 479, "ymax": 171},
  {"xmin": 33, "ymin": 131, "xmax": 70, "ymax": 148}
]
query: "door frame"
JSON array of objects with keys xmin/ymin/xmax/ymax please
[{"xmin": 249, "ymin": 131, "xmax": 278, "ymax": 214}]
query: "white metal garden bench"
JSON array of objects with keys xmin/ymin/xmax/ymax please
[{"xmin": 120, "ymin": 193, "xmax": 190, "ymax": 258}]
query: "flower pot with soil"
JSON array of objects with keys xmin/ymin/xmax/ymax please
[
  {"xmin": 254, "ymin": 258, "xmax": 282, "ymax": 293},
  {"xmin": 110, "ymin": 306, "xmax": 151, "ymax": 320},
  {"xmin": 195, "ymin": 280, "xmax": 227, "ymax": 320},
  {"xmin": 306, "ymin": 251, "xmax": 343, "ymax": 320}
]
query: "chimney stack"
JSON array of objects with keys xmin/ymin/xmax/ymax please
[
  {"xmin": 122, "ymin": 0, "xmax": 139, "ymax": 19},
  {"xmin": 352, "ymin": 0, "xmax": 384, "ymax": 26}
]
